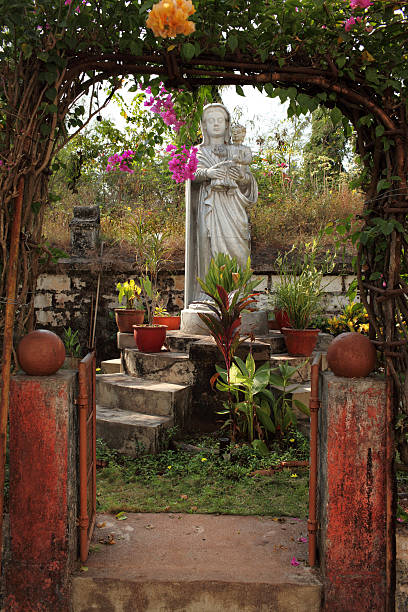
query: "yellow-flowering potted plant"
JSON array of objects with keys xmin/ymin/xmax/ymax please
[
  {"xmin": 152, "ymin": 301, "xmax": 180, "ymax": 330},
  {"xmin": 114, "ymin": 279, "xmax": 145, "ymax": 333}
]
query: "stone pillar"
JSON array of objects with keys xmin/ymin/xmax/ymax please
[
  {"xmin": 6, "ymin": 370, "xmax": 79, "ymax": 611},
  {"xmin": 69, "ymin": 205, "xmax": 100, "ymax": 255},
  {"xmin": 318, "ymin": 371, "xmax": 388, "ymax": 611}
]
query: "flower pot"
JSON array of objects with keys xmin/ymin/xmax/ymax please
[
  {"xmin": 152, "ymin": 315, "xmax": 180, "ymax": 330},
  {"xmin": 114, "ymin": 308, "xmax": 144, "ymax": 333},
  {"xmin": 281, "ymin": 327, "xmax": 320, "ymax": 357},
  {"xmin": 274, "ymin": 309, "xmax": 292, "ymax": 331},
  {"xmin": 133, "ymin": 324, "xmax": 167, "ymax": 353}
]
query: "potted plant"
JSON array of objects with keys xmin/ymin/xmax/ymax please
[
  {"xmin": 114, "ymin": 279, "xmax": 145, "ymax": 333},
  {"xmin": 152, "ymin": 302, "xmax": 180, "ymax": 330},
  {"xmin": 62, "ymin": 327, "xmax": 82, "ymax": 369},
  {"xmin": 129, "ymin": 221, "xmax": 171, "ymax": 353},
  {"xmin": 275, "ymin": 239, "xmax": 335, "ymax": 356}
]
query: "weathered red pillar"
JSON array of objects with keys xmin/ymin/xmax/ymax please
[
  {"xmin": 318, "ymin": 371, "xmax": 388, "ymax": 611},
  {"xmin": 6, "ymin": 370, "xmax": 78, "ymax": 611}
]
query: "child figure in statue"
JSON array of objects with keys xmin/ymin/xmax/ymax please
[{"xmin": 229, "ymin": 123, "xmax": 252, "ymax": 183}]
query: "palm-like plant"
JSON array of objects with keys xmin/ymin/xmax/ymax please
[{"xmin": 196, "ymin": 254, "xmax": 262, "ymax": 384}]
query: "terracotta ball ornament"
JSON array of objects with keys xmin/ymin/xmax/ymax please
[
  {"xmin": 327, "ymin": 332, "xmax": 377, "ymax": 378},
  {"xmin": 17, "ymin": 330, "xmax": 66, "ymax": 376}
]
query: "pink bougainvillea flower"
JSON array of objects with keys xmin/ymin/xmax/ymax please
[
  {"xmin": 350, "ymin": 0, "xmax": 372, "ymax": 8},
  {"xmin": 64, "ymin": 0, "xmax": 72, "ymax": 5},
  {"xmin": 167, "ymin": 145, "xmax": 198, "ymax": 183},
  {"xmin": 344, "ymin": 16, "xmax": 356, "ymax": 31},
  {"xmin": 298, "ymin": 536, "xmax": 308, "ymax": 543},
  {"xmin": 291, "ymin": 557, "xmax": 300, "ymax": 567}
]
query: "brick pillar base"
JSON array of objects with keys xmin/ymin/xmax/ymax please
[
  {"xmin": 6, "ymin": 370, "xmax": 78, "ymax": 611},
  {"xmin": 318, "ymin": 371, "xmax": 388, "ymax": 612}
]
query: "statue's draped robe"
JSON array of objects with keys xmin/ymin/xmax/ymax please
[{"xmin": 187, "ymin": 144, "xmax": 258, "ymax": 304}]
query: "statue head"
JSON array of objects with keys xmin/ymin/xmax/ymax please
[
  {"xmin": 201, "ymin": 103, "xmax": 231, "ymax": 145},
  {"xmin": 231, "ymin": 123, "xmax": 246, "ymax": 145}
]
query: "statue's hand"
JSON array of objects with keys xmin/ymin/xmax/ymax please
[
  {"xmin": 207, "ymin": 167, "xmax": 226, "ymax": 180},
  {"xmin": 228, "ymin": 166, "xmax": 241, "ymax": 181}
]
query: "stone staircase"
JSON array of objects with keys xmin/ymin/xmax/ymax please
[{"xmin": 98, "ymin": 330, "xmax": 330, "ymax": 455}]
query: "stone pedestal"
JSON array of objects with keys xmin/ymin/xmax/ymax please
[
  {"xmin": 181, "ymin": 308, "xmax": 268, "ymax": 336},
  {"xmin": 318, "ymin": 371, "xmax": 388, "ymax": 611},
  {"xmin": 6, "ymin": 370, "xmax": 79, "ymax": 611},
  {"xmin": 69, "ymin": 205, "xmax": 100, "ymax": 254}
]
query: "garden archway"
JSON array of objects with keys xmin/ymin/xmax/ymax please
[{"xmin": 1, "ymin": 1, "xmax": 407, "ymax": 607}]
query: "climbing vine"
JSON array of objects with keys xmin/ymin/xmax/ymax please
[{"xmin": 0, "ymin": 0, "xmax": 407, "ymax": 467}]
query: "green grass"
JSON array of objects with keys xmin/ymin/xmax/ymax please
[{"xmin": 96, "ymin": 431, "xmax": 310, "ymax": 517}]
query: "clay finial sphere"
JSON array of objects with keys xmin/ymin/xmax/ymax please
[
  {"xmin": 327, "ymin": 332, "xmax": 376, "ymax": 378},
  {"xmin": 17, "ymin": 330, "xmax": 66, "ymax": 376}
]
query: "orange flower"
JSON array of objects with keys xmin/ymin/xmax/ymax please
[{"xmin": 146, "ymin": 0, "xmax": 195, "ymax": 38}]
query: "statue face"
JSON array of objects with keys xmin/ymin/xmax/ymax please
[
  {"xmin": 204, "ymin": 109, "xmax": 227, "ymax": 139},
  {"xmin": 231, "ymin": 125, "xmax": 246, "ymax": 144}
]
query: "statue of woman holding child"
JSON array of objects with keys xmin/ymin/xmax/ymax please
[{"xmin": 183, "ymin": 103, "xmax": 258, "ymax": 313}]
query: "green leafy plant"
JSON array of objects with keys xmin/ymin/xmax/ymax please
[
  {"xmin": 154, "ymin": 303, "xmax": 170, "ymax": 317},
  {"xmin": 214, "ymin": 353, "xmax": 309, "ymax": 451},
  {"xmin": 63, "ymin": 327, "xmax": 81, "ymax": 358},
  {"xmin": 274, "ymin": 238, "xmax": 336, "ymax": 329},
  {"xmin": 116, "ymin": 279, "xmax": 144, "ymax": 310},
  {"xmin": 138, "ymin": 275, "xmax": 160, "ymax": 324}
]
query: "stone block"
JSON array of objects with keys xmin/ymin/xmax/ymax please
[
  {"xmin": 35, "ymin": 309, "xmax": 55, "ymax": 325},
  {"xmin": 54, "ymin": 293, "xmax": 75, "ymax": 306},
  {"xmin": 123, "ymin": 350, "xmax": 196, "ymax": 386},
  {"xmin": 101, "ymin": 358, "xmax": 122, "ymax": 374},
  {"xmin": 7, "ymin": 370, "xmax": 78, "ymax": 611},
  {"xmin": 173, "ymin": 275, "xmax": 185, "ymax": 291},
  {"xmin": 117, "ymin": 332, "xmax": 137, "ymax": 350},
  {"xmin": 96, "ymin": 405, "xmax": 172, "ymax": 456},
  {"xmin": 318, "ymin": 371, "xmax": 387, "ymax": 611},
  {"xmin": 33, "ymin": 293, "xmax": 53, "ymax": 309},
  {"xmin": 37, "ymin": 273, "xmax": 71, "ymax": 292},
  {"xmin": 321, "ymin": 276, "xmax": 343, "ymax": 293}
]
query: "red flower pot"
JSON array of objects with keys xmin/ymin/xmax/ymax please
[
  {"xmin": 115, "ymin": 309, "xmax": 144, "ymax": 333},
  {"xmin": 281, "ymin": 328, "xmax": 320, "ymax": 357},
  {"xmin": 133, "ymin": 325, "xmax": 167, "ymax": 353},
  {"xmin": 152, "ymin": 315, "xmax": 180, "ymax": 330},
  {"xmin": 274, "ymin": 309, "xmax": 292, "ymax": 331}
]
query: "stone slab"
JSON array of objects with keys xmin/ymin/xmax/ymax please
[
  {"xmin": 181, "ymin": 308, "xmax": 269, "ymax": 336},
  {"xmin": 123, "ymin": 349, "xmax": 196, "ymax": 385},
  {"xmin": 117, "ymin": 332, "xmax": 137, "ymax": 350},
  {"xmin": 96, "ymin": 405, "xmax": 173, "ymax": 455},
  {"xmin": 101, "ymin": 358, "xmax": 122, "ymax": 374},
  {"xmin": 96, "ymin": 373, "xmax": 191, "ymax": 429},
  {"xmin": 73, "ymin": 513, "xmax": 322, "ymax": 612}
]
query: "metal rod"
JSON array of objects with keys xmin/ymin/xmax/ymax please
[
  {"xmin": 0, "ymin": 177, "xmax": 24, "ymax": 570},
  {"xmin": 78, "ymin": 358, "xmax": 89, "ymax": 563},
  {"xmin": 308, "ymin": 352, "xmax": 322, "ymax": 567},
  {"xmin": 91, "ymin": 242, "xmax": 104, "ymax": 349}
]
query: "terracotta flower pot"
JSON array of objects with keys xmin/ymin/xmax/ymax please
[
  {"xmin": 281, "ymin": 327, "xmax": 320, "ymax": 357},
  {"xmin": 152, "ymin": 315, "xmax": 180, "ymax": 330},
  {"xmin": 274, "ymin": 309, "xmax": 292, "ymax": 331},
  {"xmin": 133, "ymin": 324, "xmax": 167, "ymax": 353},
  {"xmin": 17, "ymin": 330, "xmax": 66, "ymax": 376},
  {"xmin": 327, "ymin": 332, "xmax": 376, "ymax": 378},
  {"xmin": 114, "ymin": 308, "xmax": 144, "ymax": 333}
]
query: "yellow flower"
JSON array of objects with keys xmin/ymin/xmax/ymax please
[
  {"xmin": 201, "ymin": 457, "xmax": 207, "ymax": 462},
  {"xmin": 289, "ymin": 438, "xmax": 295, "ymax": 443},
  {"xmin": 290, "ymin": 473, "xmax": 298, "ymax": 478},
  {"xmin": 167, "ymin": 465, "xmax": 172, "ymax": 469},
  {"xmin": 146, "ymin": 0, "xmax": 195, "ymax": 38}
]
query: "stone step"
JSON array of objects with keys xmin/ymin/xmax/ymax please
[
  {"xmin": 123, "ymin": 349, "xmax": 195, "ymax": 385},
  {"xmin": 73, "ymin": 513, "xmax": 322, "ymax": 612},
  {"xmin": 100, "ymin": 358, "xmax": 122, "ymax": 374},
  {"xmin": 96, "ymin": 373, "xmax": 191, "ymax": 429},
  {"xmin": 96, "ymin": 405, "xmax": 172, "ymax": 456}
]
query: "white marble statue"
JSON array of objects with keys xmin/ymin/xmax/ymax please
[{"xmin": 184, "ymin": 103, "xmax": 258, "ymax": 308}]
